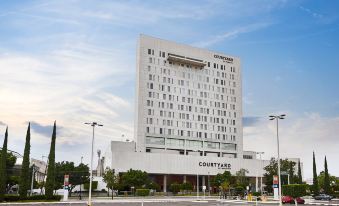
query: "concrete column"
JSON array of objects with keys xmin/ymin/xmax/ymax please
[
  {"xmin": 163, "ymin": 175, "xmax": 167, "ymax": 193},
  {"xmin": 183, "ymin": 175, "xmax": 187, "ymax": 183},
  {"xmin": 202, "ymin": 176, "xmax": 206, "ymax": 187}
]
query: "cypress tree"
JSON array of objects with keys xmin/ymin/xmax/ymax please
[
  {"xmin": 19, "ymin": 123, "xmax": 31, "ymax": 198},
  {"xmin": 297, "ymin": 161, "xmax": 302, "ymax": 184},
  {"xmin": 313, "ymin": 151, "xmax": 319, "ymax": 195},
  {"xmin": 324, "ymin": 156, "xmax": 330, "ymax": 194},
  {"xmin": 45, "ymin": 121, "xmax": 56, "ymax": 199},
  {"xmin": 288, "ymin": 162, "xmax": 294, "ymax": 184},
  {"xmin": 0, "ymin": 127, "xmax": 8, "ymax": 201}
]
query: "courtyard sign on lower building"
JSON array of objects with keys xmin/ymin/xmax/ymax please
[{"xmin": 198, "ymin": 162, "xmax": 231, "ymax": 170}]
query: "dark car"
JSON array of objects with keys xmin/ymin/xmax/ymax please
[
  {"xmin": 314, "ymin": 194, "xmax": 332, "ymax": 201},
  {"xmin": 282, "ymin": 196, "xmax": 305, "ymax": 204}
]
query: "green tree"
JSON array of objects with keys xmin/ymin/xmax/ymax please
[
  {"xmin": 297, "ymin": 161, "xmax": 302, "ymax": 184},
  {"xmin": 264, "ymin": 158, "xmax": 297, "ymax": 192},
  {"xmin": 45, "ymin": 121, "xmax": 57, "ymax": 199},
  {"xmin": 324, "ymin": 156, "xmax": 330, "ymax": 194},
  {"xmin": 84, "ymin": 181, "xmax": 98, "ymax": 191},
  {"xmin": 146, "ymin": 181, "xmax": 160, "ymax": 191},
  {"xmin": 318, "ymin": 171, "xmax": 336, "ymax": 193},
  {"xmin": 54, "ymin": 161, "xmax": 90, "ymax": 196},
  {"xmin": 120, "ymin": 169, "xmax": 149, "ymax": 189},
  {"xmin": 19, "ymin": 123, "xmax": 31, "ymax": 198},
  {"xmin": 313, "ymin": 152, "xmax": 319, "ymax": 195},
  {"xmin": 235, "ymin": 168, "xmax": 249, "ymax": 187},
  {"xmin": 103, "ymin": 168, "xmax": 119, "ymax": 199},
  {"xmin": 211, "ymin": 171, "xmax": 232, "ymax": 187},
  {"xmin": 0, "ymin": 127, "xmax": 8, "ymax": 201}
]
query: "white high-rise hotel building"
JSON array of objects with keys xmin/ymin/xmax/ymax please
[
  {"xmin": 104, "ymin": 35, "xmax": 302, "ymax": 192},
  {"xmin": 135, "ymin": 35, "xmax": 243, "ymax": 158}
]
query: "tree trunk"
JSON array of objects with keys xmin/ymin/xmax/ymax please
[{"xmin": 111, "ymin": 187, "xmax": 114, "ymax": 199}]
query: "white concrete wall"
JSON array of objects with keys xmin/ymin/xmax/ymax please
[{"xmin": 111, "ymin": 149, "xmax": 268, "ymax": 177}]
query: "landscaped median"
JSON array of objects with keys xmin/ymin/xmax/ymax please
[{"xmin": 2, "ymin": 195, "xmax": 62, "ymax": 202}]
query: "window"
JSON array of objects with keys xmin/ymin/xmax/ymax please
[
  {"xmin": 167, "ymin": 138, "xmax": 184, "ymax": 147},
  {"xmin": 204, "ymin": 141, "xmax": 219, "ymax": 149},
  {"xmin": 148, "ymin": 49, "xmax": 151, "ymax": 55},
  {"xmin": 243, "ymin": 155, "xmax": 253, "ymax": 159},
  {"xmin": 221, "ymin": 143, "xmax": 236, "ymax": 151},
  {"xmin": 146, "ymin": 136, "xmax": 165, "ymax": 145}
]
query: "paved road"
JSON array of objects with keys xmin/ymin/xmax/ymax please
[{"xmin": 1, "ymin": 199, "xmax": 338, "ymax": 206}]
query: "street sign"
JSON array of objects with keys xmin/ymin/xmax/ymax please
[
  {"xmin": 273, "ymin": 175, "xmax": 279, "ymax": 185},
  {"xmin": 64, "ymin": 174, "xmax": 69, "ymax": 187}
]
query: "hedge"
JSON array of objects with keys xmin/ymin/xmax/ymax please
[
  {"xmin": 84, "ymin": 181, "xmax": 98, "ymax": 191},
  {"xmin": 136, "ymin": 189, "xmax": 150, "ymax": 196},
  {"xmin": 282, "ymin": 184, "xmax": 307, "ymax": 198},
  {"xmin": 3, "ymin": 194, "xmax": 62, "ymax": 202}
]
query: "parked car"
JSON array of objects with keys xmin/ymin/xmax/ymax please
[
  {"xmin": 282, "ymin": 196, "xmax": 305, "ymax": 204},
  {"xmin": 314, "ymin": 194, "xmax": 332, "ymax": 201}
]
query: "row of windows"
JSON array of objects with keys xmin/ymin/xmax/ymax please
[
  {"xmin": 145, "ymin": 136, "xmax": 237, "ymax": 150},
  {"xmin": 145, "ymin": 126, "xmax": 237, "ymax": 138},
  {"xmin": 148, "ymin": 100, "xmax": 236, "ymax": 115},
  {"xmin": 147, "ymin": 108, "xmax": 237, "ymax": 120},
  {"xmin": 146, "ymin": 118, "xmax": 237, "ymax": 132},
  {"xmin": 147, "ymin": 66, "xmax": 237, "ymax": 87}
]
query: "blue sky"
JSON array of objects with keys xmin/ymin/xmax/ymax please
[{"xmin": 0, "ymin": 0, "xmax": 339, "ymax": 179}]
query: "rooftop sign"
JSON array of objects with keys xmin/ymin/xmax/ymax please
[{"xmin": 214, "ymin": 54, "xmax": 233, "ymax": 63}]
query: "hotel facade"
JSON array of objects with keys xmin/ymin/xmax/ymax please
[{"xmin": 104, "ymin": 35, "xmax": 300, "ymax": 192}]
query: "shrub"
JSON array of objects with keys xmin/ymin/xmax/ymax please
[
  {"xmin": 282, "ymin": 184, "xmax": 307, "ymax": 198},
  {"xmin": 4, "ymin": 195, "xmax": 20, "ymax": 202},
  {"xmin": 169, "ymin": 182, "xmax": 181, "ymax": 194},
  {"xmin": 3, "ymin": 194, "xmax": 62, "ymax": 202},
  {"xmin": 235, "ymin": 186, "xmax": 244, "ymax": 195},
  {"xmin": 181, "ymin": 182, "xmax": 193, "ymax": 191},
  {"xmin": 136, "ymin": 189, "xmax": 150, "ymax": 196},
  {"xmin": 252, "ymin": 192, "xmax": 261, "ymax": 196}
]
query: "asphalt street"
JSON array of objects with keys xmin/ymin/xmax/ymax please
[{"xmin": 0, "ymin": 199, "xmax": 338, "ymax": 206}]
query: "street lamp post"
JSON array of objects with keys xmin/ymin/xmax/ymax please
[
  {"xmin": 85, "ymin": 122, "xmax": 103, "ymax": 206},
  {"xmin": 256, "ymin": 152, "xmax": 264, "ymax": 194},
  {"xmin": 269, "ymin": 114, "xmax": 286, "ymax": 206}
]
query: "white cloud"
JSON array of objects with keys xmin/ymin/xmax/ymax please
[
  {"xmin": 0, "ymin": 47, "xmax": 134, "ymax": 163},
  {"xmin": 193, "ymin": 22, "xmax": 274, "ymax": 47},
  {"xmin": 243, "ymin": 113, "xmax": 339, "ymax": 179},
  {"xmin": 299, "ymin": 6, "xmax": 323, "ymax": 19}
]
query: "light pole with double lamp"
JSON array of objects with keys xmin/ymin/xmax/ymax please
[
  {"xmin": 256, "ymin": 152, "xmax": 264, "ymax": 193},
  {"xmin": 269, "ymin": 114, "xmax": 286, "ymax": 206},
  {"xmin": 85, "ymin": 122, "xmax": 103, "ymax": 206}
]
